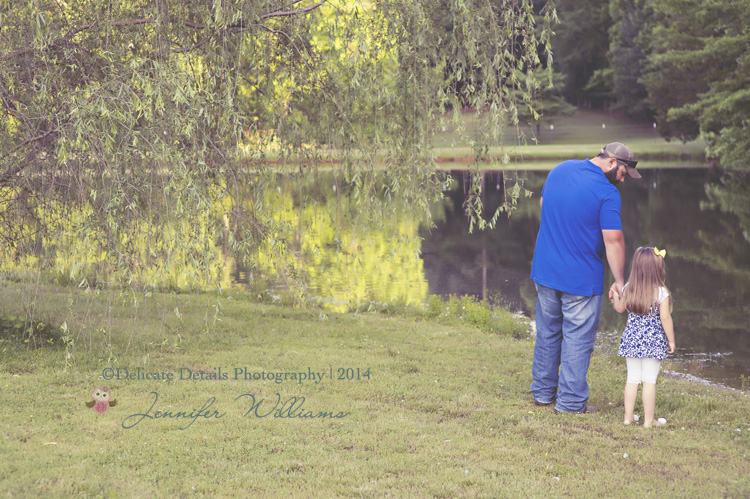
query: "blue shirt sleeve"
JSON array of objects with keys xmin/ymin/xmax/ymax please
[{"xmin": 599, "ymin": 191, "xmax": 622, "ymax": 230}]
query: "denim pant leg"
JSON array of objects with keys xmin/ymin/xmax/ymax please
[
  {"xmin": 555, "ymin": 292, "xmax": 602, "ymax": 412},
  {"xmin": 530, "ymin": 284, "xmax": 564, "ymax": 403}
]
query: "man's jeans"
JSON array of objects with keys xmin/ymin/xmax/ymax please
[{"xmin": 531, "ymin": 283, "xmax": 602, "ymax": 412}]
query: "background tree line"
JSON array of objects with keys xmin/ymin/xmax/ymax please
[{"xmin": 553, "ymin": 0, "xmax": 749, "ymax": 170}]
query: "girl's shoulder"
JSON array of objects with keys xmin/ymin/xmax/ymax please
[{"xmin": 657, "ymin": 286, "xmax": 670, "ymax": 304}]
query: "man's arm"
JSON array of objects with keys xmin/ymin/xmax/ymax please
[{"xmin": 603, "ymin": 229, "xmax": 626, "ymax": 300}]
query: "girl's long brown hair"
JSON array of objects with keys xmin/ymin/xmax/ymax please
[{"xmin": 623, "ymin": 247, "xmax": 672, "ymax": 315}]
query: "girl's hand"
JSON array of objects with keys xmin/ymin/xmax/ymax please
[
  {"xmin": 608, "ymin": 283, "xmax": 620, "ymax": 303},
  {"xmin": 668, "ymin": 341, "xmax": 676, "ymax": 354},
  {"xmin": 611, "ymin": 284, "xmax": 627, "ymax": 313}
]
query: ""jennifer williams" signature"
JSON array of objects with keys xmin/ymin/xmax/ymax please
[
  {"xmin": 236, "ymin": 393, "xmax": 350, "ymax": 420},
  {"xmin": 121, "ymin": 392, "xmax": 350, "ymax": 430}
]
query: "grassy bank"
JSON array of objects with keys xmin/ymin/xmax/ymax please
[
  {"xmin": 432, "ymin": 139, "xmax": 706, "ymax": 165},
  {"xmin": 1, "ymin": 283, "xmax": 748, "ymax": 497},
  {"xmin": 432, "ymin": 110, "xmax": 707, "ymax": 164},
  {"xmin": 250, "ymin": 110, "xmax": 708, "ymax": 168}
]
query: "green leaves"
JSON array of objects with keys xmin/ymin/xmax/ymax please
[{"xmin": 642, "ymin": 0, "xmax": 750, "ymax": 168}]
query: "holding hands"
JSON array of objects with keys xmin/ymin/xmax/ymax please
[
  {"xmin": 609, "ymin": 282, "xmax": 621, "ymax": 303},
  {"xmin": 609, "ymin": 282, "xmax": 626, "ymax": 313}
]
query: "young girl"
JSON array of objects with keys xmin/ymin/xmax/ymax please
[{"xmin": 612, "ymin": 247, "xmax": 676, "ymax": 427}]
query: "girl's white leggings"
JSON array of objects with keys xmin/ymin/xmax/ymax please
[{"xmin": 625, "ymin": 357, "xmax": 662, "ymax": 384}]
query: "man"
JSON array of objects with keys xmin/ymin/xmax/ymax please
[{"xmin": 529, "ymin": 142, "xmax": 640, "ymax": 413}]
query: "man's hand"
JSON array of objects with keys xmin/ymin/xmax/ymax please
[
  {"xmin": 603, "ymin": 229, "xmax": 626, "ymax": 302},
  {"xmin": 608, "ymin": 282, "xmax": 620, "ymax": 303}
]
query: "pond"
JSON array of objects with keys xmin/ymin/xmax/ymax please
[{"xmin": 4, "ymin": 165, "xmax": 748, "ymax": 390}]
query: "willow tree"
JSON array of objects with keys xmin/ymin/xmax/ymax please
[{"xmin": 0, "ymin": 0, "xmax": 555, "ymax": 290}]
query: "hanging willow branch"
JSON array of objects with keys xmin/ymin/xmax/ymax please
[{"xmin": 0, "ymin": 2, "xmax": 329, "ymax": 62}]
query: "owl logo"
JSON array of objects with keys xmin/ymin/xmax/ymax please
[{"xmin": 86, "ymin": 386, "xmax": 117, "ymax": 413}]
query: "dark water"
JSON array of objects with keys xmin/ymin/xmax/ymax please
[{"xmin": 421, "ymin": 168, "xmax": 750, "ymax": 390}]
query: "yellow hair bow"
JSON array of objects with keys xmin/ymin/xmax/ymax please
[{"xmin": 654, "ymin": 247, "xmax": 666, "ymax": 258}]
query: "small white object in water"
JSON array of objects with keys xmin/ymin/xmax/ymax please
[{"xmin": 658, "ymin": 417, "xmax": 667, "ymax": 425}]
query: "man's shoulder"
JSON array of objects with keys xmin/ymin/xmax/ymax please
[
  {"xmin": 545, "ymin": 160, "xmax": 581, "ymax": 184},
  {"xmin": 551, "ymin": 158, "xmax": 588, "ymax": 171},
  {"xmin": 548, "ymin": 158, "xmax": 598, "ymax": 178}
]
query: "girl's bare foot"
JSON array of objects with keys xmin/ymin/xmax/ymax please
[
  {"xmin": 623, "ymin": 414, "xmax": 640, "ymax": 425},
  {"xmin": 643, "ymin": 417, "xmax": 667, "ymax": 428}
]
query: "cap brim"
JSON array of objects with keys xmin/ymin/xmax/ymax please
[{"xmin": 626, "ymin": 167, "xmax": 641, "ymax": 179}]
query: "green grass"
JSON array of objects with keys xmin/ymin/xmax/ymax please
[{"xmin": 1, "ymin": 283, "xmax": 748, "ymax": 497}]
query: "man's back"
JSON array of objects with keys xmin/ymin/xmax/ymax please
[{"xmin": 530, "ymin": 159, "xmax": 622, "ymax": 297}]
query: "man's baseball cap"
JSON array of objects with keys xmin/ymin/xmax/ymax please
[{"xmin": 600, "ymin": 142, "xmax": 641, "ymax": 179}]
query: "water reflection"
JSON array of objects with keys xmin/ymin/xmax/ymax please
[
  {"xmin": 232, "ymin": 180, "xmax": 429, "ymax": 310},
  {"xmin": 424, "ymin": 168, "xmax": 750, "ymax": 389},
  {"xmin": 0, "ymin": 172, "xmax": 429, "ymax": 313}
]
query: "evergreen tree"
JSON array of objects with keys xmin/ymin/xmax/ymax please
[
  {"xmin": 551, "ymin": 0, "xmax": 611, "ymax": 108},
  {"xmin": 641, "ymin": 0, "xmax": 750, "ymax": 166},
  {"xmin": 606, "ymin": 0, "xmax": 651, "ymax": 120}
]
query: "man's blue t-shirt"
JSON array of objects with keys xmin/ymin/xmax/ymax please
[{"xmin": 530, "ymin": 159, "xmax": 622, "ymax": 297}]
